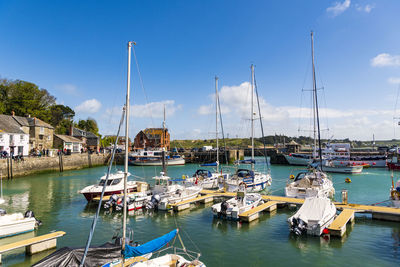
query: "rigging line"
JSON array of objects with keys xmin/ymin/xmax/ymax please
[
  {"xmin": 80, "ymin": 107, "xmax": 126, "ymax": 266},
  {"xmin": 132, "ymin": 45, "xmax": 155, "ymax": 127},
  {"xmin": 217, "ymin": 89, "xmax": 229, "ymax": 165},
  {"xmin": 253, "ymin": 70, "xmax": 270, "ymax": 170}
]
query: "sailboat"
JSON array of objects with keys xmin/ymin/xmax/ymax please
[
  {"xmin": 33, "ymin": 42, "xmax": 205, "ymax": 267},
  {"xmin": 219, "ymin": 65, "xmax": 272, "ymax": 192},
  {"xmin": 285, "ymin": 32, "xmax": 335, "ymax": 199},
  {"xmin": 189, "ymin": 76, "xmax": 230, "ymax": 189}
]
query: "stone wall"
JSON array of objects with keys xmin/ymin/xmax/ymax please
[{"xmin": 0, "ymin": 152, "xmax": 111, "ymax": 178}]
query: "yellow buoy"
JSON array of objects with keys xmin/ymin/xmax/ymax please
[
  {"xmin": 290, "ymin": 174, "xmax": 295, "ymax": 179},
  {"xmin": 345, "ymin": 178, "xmax": 351, "ymax": 183}
]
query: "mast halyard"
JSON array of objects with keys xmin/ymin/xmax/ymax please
[
  {"xmin": 215, "ymin": 76, "xmax": 219, "ymax": 172},
  {"xmin": 123, "ymin": 41, "xmax": 135, "ymax": 260},
  {"xmin": 311, "ymin": 31, "xmax": 323, "ymax": 168},
  {"xmin": 251, "ymin": 64, "xmax": 255, "ymax": 171}
]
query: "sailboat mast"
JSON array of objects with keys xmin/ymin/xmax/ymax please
[
  {"xmin": 251, "ymin": 64, "xmax": 255, "ymax": 171},
  {"xmin": 162, "ymin": 104, "xmax": 167, "ymax": 174},
  {"xmin": 215, "ymin": 76, "xmax": 219, "ymax": 172},
  {"xmin": 311, "ymin": 31, "xmax": 323, "ymax": 167},
  {"xmin": 123, "ymin": 41, "xmax": 134, "ymax": 255}
]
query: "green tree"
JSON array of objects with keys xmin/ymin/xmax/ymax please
[{"xmin": 76, "ymin": 118, "xmax": 99, "ymax": 135}]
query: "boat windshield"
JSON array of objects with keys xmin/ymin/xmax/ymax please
[
  {"xmin": 98, "ymin": 179, "xmax": 114, "ymax": 186},
  {"xmin": 294, "ymin": 173, "xmax": 306, "ymax": 182}
]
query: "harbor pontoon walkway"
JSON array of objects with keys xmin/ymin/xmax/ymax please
[
  {"xmin": 239, "ymin": 201, "xmax": 279, "ymax": 222},
  {"xmin": 327, "ymin": 209, "xmax": 355, "ymax": 237}
]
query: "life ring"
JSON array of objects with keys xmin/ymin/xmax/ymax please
[
  {"xmin": 345, "ymin": 178, "xmax": 351, "ymax": 183},
  {"xmin": 289, "ymin": 174, "xmax": 295, "ymax": 179},
  {"xmin": 239, "ymin": 181, "xmax": 247, "ymax": 188}
]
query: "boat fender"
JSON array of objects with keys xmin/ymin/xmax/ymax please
[
  {"xmin": 0, "ymin": 208, "xmax": 6, "ymax": 216},
  {"xmin": 345, "ymin": 178, "xmax": 351, "ymax": 183}
]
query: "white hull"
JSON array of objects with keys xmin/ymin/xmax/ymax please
[
  {"xmin": 285, "ymin": 170, "xmax": 335, "ymax": 199},
  {"xmin": 284, "ymin": 155, "xmax": 312, "ymax": 166},
  {"xmin": 211, "ymin": 193, "xmax": 262, "ymax": 220},
  {"xmin": 133, "ymin": 254, "xmax": 206, "ymax": 267},
  {"xmin": 157, "ymin": 186, "xmax": 202, "ymax": 210},
  {"xmin": 220, "ymin": 173, "xmax": 271, "ymax": 193},
  {"xmin": 322, "ymin": 165, "xmax": 363, "ymax": 174},
  {"xmin": 0, "ymin": 213, "xmax": 36, "ymax": 238},
  {"xmin": 132, "ymin": 158, "xmax": 185, "ymax": 166},
  {"xmin": 332, "ymin": 159, "xmax": 386, "ymax": 168}
]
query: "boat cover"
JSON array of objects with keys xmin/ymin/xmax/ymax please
[
  {"xmin": 291, "ymin": 197, "xmax": 336, "ymax": 224},
  {"xmin": 32, "ymin": 242, "xmax": 121, "ymax": 267},
  {"xmin": 123, "ymin": 229, "xmax": 177, "ymax": 258},
  {"xmin": 235, "ymin": 159, "xmax": 256, "ymax": 164}
]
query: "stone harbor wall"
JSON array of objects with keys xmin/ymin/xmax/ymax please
[{"xmin": 0, "ymin": 152, "xmax": 111, "ymax": 178}]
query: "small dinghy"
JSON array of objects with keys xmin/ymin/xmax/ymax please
[
  {"xmin": 288, "ymin": 196, "xmax": 336, "ymax": 236},
  {"xmin": 211, "ymin": 183, "xmax": 262, "ymax": 220},
  {"xmin": 0, "ymin": 209, "xmax": 41, "ymax": 238}
]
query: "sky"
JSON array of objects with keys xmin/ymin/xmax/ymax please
[{"xmin": 1, "ymin": 0, "xmax": 400, "ymax": 141}]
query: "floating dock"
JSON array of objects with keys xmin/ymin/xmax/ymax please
[{"xmin": 168, "ymin": 190, "xmax": 400, "ymax": 238}]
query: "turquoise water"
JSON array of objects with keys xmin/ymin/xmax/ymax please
[{"xmin": 1, "ymin": 159, "xmax": 400, "ymax": 266}]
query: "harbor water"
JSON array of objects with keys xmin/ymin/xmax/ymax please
[{"xmin": 1, "ymin": 159, "xmax": 400, "ymax": 266}]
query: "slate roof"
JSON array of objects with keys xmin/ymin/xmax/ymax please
[
  {"xmin": 72, "ymin": 127, "xmax": 98, "ymax": 139},
  {"xmin": 0, "ymin": 114, "xmax": 26, "ymax": 134},
  {"xmin": 54, "ymin": 134, "xmax": 83, "ymax": 143}
]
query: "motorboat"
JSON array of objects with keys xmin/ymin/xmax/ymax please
[
  {"xmin": 390, "ymin": 178, "xmax": 400, "ymax": 208},
  {"xmin": 129, "ymin": 153, "xmax": 185, "ymax": 166},
  {"xmin": 220, "ymin": 168, "xmax": 272, "ymax": 192},
  {"xmin": 321, "ymin": 161, "xmax": 363, "ymax": 174},
  {"xmin": 211, "ymin": 184, "xmax": 262, "ymax": 220},
  {"xmin": 132, "ymin": 253, "xmax": 206, "ymax": 267},
  {"xmin": 79, "ymin": 171, "xmax": 145, "ymax": 201},
  {"xmin": 285, "ymin": 168, "xmax": 335, "ymax": 199},
  {"xmin": 146, "ymin": 172, "xmax": 202, "ymax": 210},
  {"xmin": 0, "ymin": 209, "xmax": 40, "ymax": 238},
  {"xmin": 103, "ymin": 182, "xmax": 152, "ymax": 211},
  {"xmin": 288, "ymin": 196, "xmax": 336, "ymax": 236}
]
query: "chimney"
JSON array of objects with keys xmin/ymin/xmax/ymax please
[
  {"xmin": 70, "ymin": 125, "xmax": 73, "ymax": 136},
  {"xmin": 11, "ymin": 110, "xmax": 15, "ymax": 116}
]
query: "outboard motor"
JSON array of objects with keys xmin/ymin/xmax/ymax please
[
  {"xmin": 291, "ymin": 218, "xmax": 307, "ymax": 236},
  {"xmin": 25, "ymin": 210, "xmax": 42, "ymax": 226},
  {"xmin": 146, "ymin": 194, "xmax": 161, "ymax": 210},
  {"xmin": 219, "ymin": 200, "xmax": 229, "ymax": 218},
  {"xmin": 104, "ymin": 194, "xmax": 118, "ymax": 209},
  {"xmin": 0, "ymin": 208, "xmax": 6, "ymax": 216}
]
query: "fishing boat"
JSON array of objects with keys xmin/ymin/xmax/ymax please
[
  {"xmin": 211, "ymin": 183, "xmax": 262, "ymax": 220},
  {"xmin": 220, "ymin": 65, "xmax": 272, "ymax": 192},
  {"xmin": 390, "ymin": 177, "xmax": 400, "ymax": 208},
  {"xmin": 78, "ymin": 171, "xmax": 146, "ymax": 201},
  {"xmin": 146, "ymin": 172, "xmax": 202, "ymax": 210},
  {"xmin": 285, "ymin": 168, "xmax": 335, "ymax": 199},
  {"xmin": 288, "ymin": 196, "xmax": 336, "ymax": 236},
  {"xmin": 0, "ymin": 210, "xmax": 39, "ymax": 238},
  {"xmin": 321, "ymin": 160, "xmax": 363, "ymax": 174},
  {"xmin": 285, "ymin": 32, "xmax": 335, "ymax": 199}
]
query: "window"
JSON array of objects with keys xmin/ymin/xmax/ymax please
[
  {"xmin": 20, "ymin": 135, "xmax": 24, "ymax": 141},
  {"xmin": 111, "ymin": 178, "xmax": 121, "ymax": 185},
  {"xmin": 47, "ymin": 135, "xmax": 51, "ymax": 141},
  {"xmin": 40, "ymin": 127, "xmax": 44, "ymax": 134},
  {"xmin": 10, "ymin": 135, "xmax": 13, "ymax": 142},
  {"xmin": 0, "ymin": 134, "xmax": 3, "ymax": 139}
]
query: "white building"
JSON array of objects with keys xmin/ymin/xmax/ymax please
[{"xmin": 0, "ymin": 114, "xmax": 30, "ymax": 156}]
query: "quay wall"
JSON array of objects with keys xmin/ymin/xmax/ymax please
[{"xmin": 0, "ymin": 153, "xmax": 111, "ymax": 178}]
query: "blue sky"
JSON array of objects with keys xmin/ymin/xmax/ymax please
[{"xmin": 1, "ymin": 0, "xmax": 400, "ymax": 141}]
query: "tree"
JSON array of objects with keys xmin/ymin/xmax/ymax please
[{"xmin": 76, "ymin": 118, "xmax": 99, "ymax": 135}]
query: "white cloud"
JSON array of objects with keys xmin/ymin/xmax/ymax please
[
  {"xmin": 371, "ymin": 53, "xmax": 400, "ymax": 67},
  {"xmin": 75, "ymin": 99, "xmax": 102, "ymax": 114},
  {"xmin": 55, "ymin": 84, "xmax": 79, "ymax": 96},
  {"xmin": 105, "ymin": 100, "xmax": 181, "ymax": 119},
  {"xmin": 388, "ymin": 77, "xmax": 400, "ymax": 84},
  {"xmin": 326, "ymin": 0, "xmax": 351, "ymax": 17},
  {"xmin": 356, "ymin": 4, "xmax": 374, "ymax": 13}
]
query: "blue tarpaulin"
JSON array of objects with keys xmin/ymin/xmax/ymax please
[
  {"xmin": 123, "ymin": 229, "xmax": 177, "ymax": 258},
  {"xmin": 200, "ymin": 162, "xmax": 218, "ymax": 167}
]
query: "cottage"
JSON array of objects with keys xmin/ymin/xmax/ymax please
[
  {"xmin": 0, "ymin": 114, "xmax": 29, "ymax": 156},
  {"xmin": 53, "ymin": 134, "xmax": 84, "ymax": 153},
  {"xmin": 69, "ymin": 127, "xmax": 100, "ymax": 152}
]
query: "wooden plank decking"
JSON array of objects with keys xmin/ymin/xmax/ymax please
[
  {"xmin": 239, "ymin": 201, "xmax": 279, "ymax": 222},
  {"xmin": 328, "ymin": 209, "xmax": 355, "ymax": 236}
]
